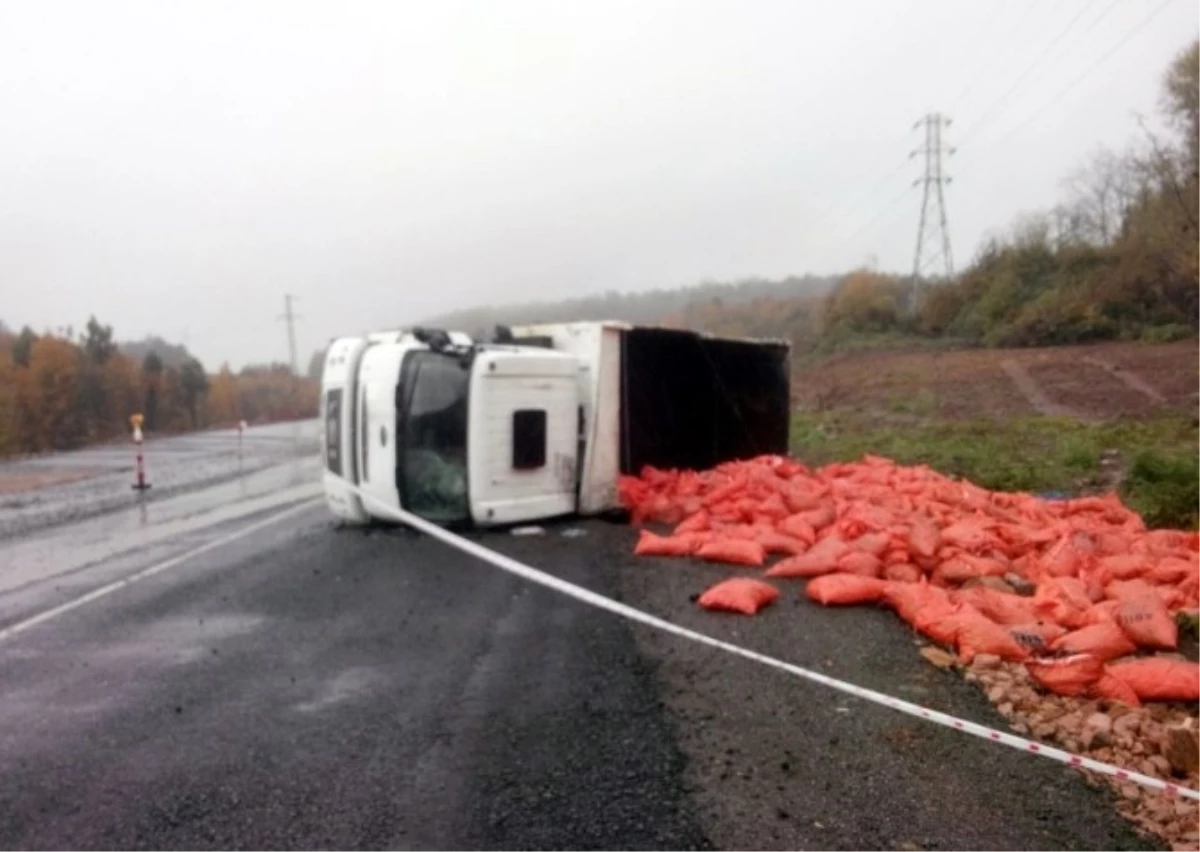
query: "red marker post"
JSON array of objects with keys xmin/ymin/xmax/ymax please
[{"xmin": 130, "ymin": 413, "xmax": 151, "ymax": 492}]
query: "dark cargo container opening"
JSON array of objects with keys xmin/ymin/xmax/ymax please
[{"xmin": 618, "ymin": 327, "xmax": 790, "ymax": 475}]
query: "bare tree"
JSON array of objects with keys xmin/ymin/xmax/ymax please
[{"xmin": 1063, "ymin": 148, "xmax": 1138, "ymax": 246}]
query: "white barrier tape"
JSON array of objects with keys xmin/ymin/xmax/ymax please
[{"xmin": 352, "ymin": 488, "xmax": 1200, "ymax": 802}]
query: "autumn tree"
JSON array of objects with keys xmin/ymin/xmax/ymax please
[
  {"xmin": 179, "ymin": 358, "xmax": 209, "ymax": 429},
  {"xmin": 1161, "ymin": 40, "xmax": 1198, "ymax": 180},
  {"xmin": 25, "ymin": 336, "xmax": 85, "ymax": 450},
  {"xmin": 142, "ymin": 350, "xmax": 163, "ymax": 430},
  {"xmin": 822, "ymin": 269, "xmax": 904, "ymax": 335},
  {"xmin": 81, "ymin": 316, "xmax": 116, "ymax": 365},
  {"xmin": 0, "ymin": 352, "xmax": 17, "ymax": 456},
  {"xmin": 204, "ymin": 363, "xmax": 238, "ymax": 425},
  {"xmin": 11, "ymin": 326, "xmax": 37, "ymax": 368}
]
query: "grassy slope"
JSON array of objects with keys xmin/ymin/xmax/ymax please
[{"xmin": 791, "ymin": 411, "xmax": 1198, "ymax": 530}]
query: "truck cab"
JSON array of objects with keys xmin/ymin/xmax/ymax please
[{"xmin": 320, "ymin": 329, "xmax": 583, "ymax": 528}]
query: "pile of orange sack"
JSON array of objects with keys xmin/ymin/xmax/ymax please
[{"xmin": 619, "ymin": 453, "xmax": 1200, "ymax": 707}]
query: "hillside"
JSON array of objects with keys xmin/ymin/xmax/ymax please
[
  {"xmin": 790, "ymin": 339, "xmax": 1199, "ymax": 529},
  {"xmin": 418, "ymin": 275, "xmax": 837, "ymax": 336}
]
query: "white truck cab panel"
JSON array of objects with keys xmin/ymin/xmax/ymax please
[
  {"xmin": 466, "ymin": 348, "xmax": 582, "ymax": 527},
  {"xmin": 355, "ymin": 342, "xmax": 409, "ymax": 515},
  {"xmin": 320, "ymin": 336, "xmax": 371, "ymax": 524}
]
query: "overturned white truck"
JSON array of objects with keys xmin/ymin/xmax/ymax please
[{"xmin": 319, "ymin": 321, "xmax": 791, "ymax": 528}]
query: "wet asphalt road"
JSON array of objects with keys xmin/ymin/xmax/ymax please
[
  {"xmin": 0, "ymin": 505, "xmax": 707, "ymax": 851},
  {"xmin": 0, "ymin": 420, "xmax": 320, "ymax": 539},
  {"xmin": 0, "ymin": 442, "xmax": 1158, "ymax": 851}
]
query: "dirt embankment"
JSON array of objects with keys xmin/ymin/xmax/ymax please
[{"xmin": 794, "ymin": 340, "xmax": 1198, "ymax": 422}]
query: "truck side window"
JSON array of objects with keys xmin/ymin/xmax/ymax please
[
  {"xmin": 397, "ymin": 352, "xmax": 470, "ymax": 524},
  {"xmin": 512, "ymin": 409, "xmax": 547, "ymax": 470}
]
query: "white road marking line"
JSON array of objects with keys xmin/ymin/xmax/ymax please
[
  {"xmin": 0, "ymin": 498, "xmax": 320, "ymax": 644},
  {"xmin": 0, "ymin": 482, "xmax": 323, "ymax": 598},
  {"xmin": 350, "ymin": 486, "xmax": 1200, "ymax": 803}
]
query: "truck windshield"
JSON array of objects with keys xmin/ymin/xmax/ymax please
[{"xmin": 397, "ymin": 351, "xmax": 470, "ymax": 524}]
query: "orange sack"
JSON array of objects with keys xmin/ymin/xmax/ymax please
[
  {"xmin": 697, "ymin": 577, "xmax": 780, "ymax": 615},
  {"xmin": 756, "ymin": 530, "xmax": 808, "ymax": 556},
  {"xmin": 696, "ymin": 537, "xmax": 766, "ymax": 567},
  {"xmin": 884, "ymin": 563, "xmax": 923, "ymax": 583},
  {"xmin": 778, "ymin": 514, "xmax": 817, "ymax": 545},
  {"xmin": 954, "ymin": 611, "xmax": 1030, "ymax": 663},
  {"xmin": 838, "ymin": 550, "xmax": 883, "ymax": 578},
  {"xmin": 935, "ymin": 554, "xmax": 1007, "ymax": 585},
  {"xmin": 1026, "ymin": 654, "xmax": 1105, "ymax": 697},
  {"xmin": 916, "ymin": 603, "xmax": 973, "ymax": 646},
  {"xmin": 908, "ymin": 516, "xmax": 941, "ymax": 559},
  {"xmin": 1090, "ymin": 673, "xmax": 1142, "ymax": 707},
  {"xmin": 675, "ymin": 511, "xmax": 710, "ymax": 535},
  {"xmin": 1106, "ymin": 658, "xmax": 1200, "ymax": 702},
  {"xmin": 806, "ymin": 574, "xmax": 888, "ymax": 606},
  {"xmin": 1033, "ymin": 577, "xmax": 1093, "ymax": 629},
  {"xmin": 634, "ymin": 530, "xmax": 700, "ymax": 558},
  {"xmin": 1114, "ymin": 594, "xmax": 1178, "ymax": 651},
  {"xmin": 954, "ymin": 587, "xmax": 1037, "ymax": 626},
  {"xmin": 765, "ymin": 536, "xmax": 847, "ymax": 578},
  {"xmin": 883, "ymin": 581, "xmax": 951, "ymax": 626},
  {"xmin": 1050, "ymin": 620, "xmax": 1137, "ymax": 661},
  {"xmin": 1007, "ymin": 621, "xmax": 1067, "ymax": 654},
  {"xmin": 850, "ymin": 532, "xmax": 891, "ymax": 556}
]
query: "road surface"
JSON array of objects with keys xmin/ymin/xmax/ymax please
[
  {"xmin": 0, "ymin": 420, "xmax": 319, "ymax": 539},
  {"xmin": 0, "ymin": 430, "xmax": 1155, "ymax": 850}
]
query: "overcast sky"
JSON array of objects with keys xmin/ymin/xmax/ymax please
[{"xmin": 1, "ymin": 0, "xmax": 1195, "ymax": 370}]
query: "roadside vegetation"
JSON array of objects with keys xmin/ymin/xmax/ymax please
[
  {"xmin": 791, "ymin": 410, "xmax": 1198, "ymax": 530},
  {"xmin": 0, "ymin": 317, "xmax": 318, "ymax": 457}
]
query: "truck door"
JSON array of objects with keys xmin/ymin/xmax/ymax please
[
  {"xmin": 356, "ymin": 342, "xmax": 408, "ymax": 514},
  {"xmin": 466, "ymin": 349, "xmax": 581, "ymax": 526}
]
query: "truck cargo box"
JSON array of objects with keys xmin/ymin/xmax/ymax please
[{"xmin": 507, "ymin": 321, "xmax": 791, "ymax": 515}]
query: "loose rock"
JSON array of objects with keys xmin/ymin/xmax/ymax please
[
  {"xmin": 1164, "ymin": 723, "xmax": 1200, "ymax": 776},
  {"xmin": 1083, "ymin": 713, "xmax": 1113, "ymax": 749},
  {"xmin": 918, "ymin": 646, "xmax": 957, "ymax": 670}
]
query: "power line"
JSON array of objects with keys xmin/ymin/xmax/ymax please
[
  {"xmin": 954, "ymin": 0, "xmax": 1095, "ymax": 148},
  {"xmin": 812, "ymin": 181, "xmax": 915, "ymax": 273},
  {"xmin": 789, "ymin": 132, "xmax": 914, "ymax": 257},
  {"xmin": 955, "ymin": 0, "xmax": 1126, "ymax": 151},
  {"xmin": 944, "ymin": 0, "xmax": 1041, "ymax": 115},
  {"xmin": 958, "ymin": 0, "xmax": 1178, "ymax": 163}
]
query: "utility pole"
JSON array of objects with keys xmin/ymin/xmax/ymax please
[
  {"xmin": 278, "ymin": 294, "xmax": 300, "ymax": 375},
  {"xmin": 909, "ymin": 112, "xmax": 955, "ymax": 314}
]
